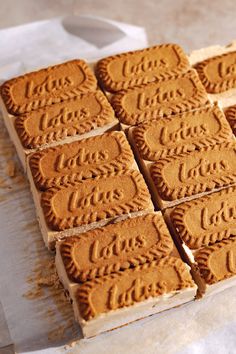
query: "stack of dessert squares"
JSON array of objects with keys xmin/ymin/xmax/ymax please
[{"xmin": 0, "ymin": 42, "xmax": 236, "ymax": 338}]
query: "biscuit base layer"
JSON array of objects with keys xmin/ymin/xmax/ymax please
[
  {"xmin": 0, "ymin": 96, "xmax": 119, "ymax": 171},
  {"xmin": 55, "ymin": 245, "xmax": 196, "ymax": 338},
  {"xmin": 27, "ymin": 159, "xmax": 153, "ymax": 250},
  {"xmin": 164, "ymin": 208, "xmax": 236, "ymax": 298},
  {"xmin": 128, "ymin": 128, "xmax": 235, "ymax": 209},
  {"xmin": 189, "ymin": 41, "xmax": 236, "ymax": 108}
]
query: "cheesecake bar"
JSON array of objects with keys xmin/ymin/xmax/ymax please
[
  {"xmin": 96, "ymin": 44, "xmax": 190, "ymax": 92},
  {"xmin": 56, "ymin": 212, "xmax": 196, "ymax": 337},
  {"xmin": 29, "ymin": 131, "xmax": 134, "ymax": 190},
  {"xmin": 110, "ymin": 70, "xmax": 209, "ymax": 126},
  {"xmin": 165, "ymin": 186, "xmax": 236, "ymax": 297}
]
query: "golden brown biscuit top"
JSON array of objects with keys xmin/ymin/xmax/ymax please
[
  {"xmin": 194, "ymin": 51, "xmax": 236, "ymax": 93},
  {"xmin": 96, "ymin": 44, "xmax": 190, "ymax": 92},
  {"xmin": 1, "ymin": 59, "xmax": 97, "ymax": 115},
  {"xmin": 59, "ymin": 213, "xmax": 173, "ymax": 282},
  {"xmin": 195, "ymin": 236, "xmax": 236, "ymax": 285},
  {"xmin": 29, "ymin": 131, "xmax": 134, "ymax": 190},
  {"xmin": 132, "ymin": 104, "xmax": 233, "ymax": 161},
  {"xmin": 15, "ymin": 91, "xmax": 115, "ymax": 148},
  {"xmin": 76, "ymin": 256, "xmax": 195, "ymax": 320},
  {"xmin": 41, "ymin": 170, "xmax": 152, "ymax": 231},
  {"xmin": 111, "ymin": 70, "xmax": 209, "ymax": 126},
  {"xmin": 170, "ymin": 186, "xmax": 236, "ymax": 249},
  {"xmin": 150, "ymin": 142, "xmax": 236, "ymax": 201}
]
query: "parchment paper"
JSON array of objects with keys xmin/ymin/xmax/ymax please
[{"xmin": 0, "ymin": 15, "xmax": 236, "ymax": 354}]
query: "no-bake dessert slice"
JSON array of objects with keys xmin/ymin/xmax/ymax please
[
  {"xmin": 56, "ymin": 212, "xmax": 196, "ymax": 337},
  {"xmin": 110, "ymin": 70, "xmax": 209, "ymax": 126},
  {"xmin": 165, "ymin": 186, "xmax": 236, "ymax": 297},
  {"xmin": 0, "ymin": 59, "xmax": 97, "ymax": 115},
  {"xmin": 96, "ymin": 44, "xmax": 190, "ymax": 92},
  {"xmin": 29, "ymin": 131, "xmax": 134, "ymax": 190}
]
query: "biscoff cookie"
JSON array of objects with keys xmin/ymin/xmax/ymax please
[
  {"xmin": 58, "ymin": 213, "xmax": 174, "ymax": 282},
  {"xmin": 130, "ymin": 104, "xmax": 233, "ymax": 161},
  {"xmin": 41, "ymin": 170, "xmax": 152, "ymax": 231},
  {"xmin": 111, "ymin": 70, "xmax": 209, "ymax": 126},
  {"xmin": 150, "ymin": 142, "xmax": 236, "ymax": 207},
  {"xmin": 96, "ymin": 44, "xmax": 190, "ymax": 92},
  {"xmin": 189, "ymin": 41, "xmax": 236, "ymax": 108},
  {"xmin": 29, "ymin": 131, "xmax": 134, "ymax": 190},
  {"xmin": 1, "ymin": 59, "xmax": 97, "ymax": 115},
  {"xmin": 15, "ymin": 90, "xmax": 116, "ymax": 149}
]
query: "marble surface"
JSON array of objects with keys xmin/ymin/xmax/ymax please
[{"xmin": 1, "ymin": 0, "xmax": 236, "ymax": 52}]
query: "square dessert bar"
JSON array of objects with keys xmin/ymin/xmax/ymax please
[
  {"xmin": 129, "ymin": 110, "xmax": 235, "ymax": 209},
  {"xmin": 165, "ymin": 186, "xmax": 236, "ymax": 297},
  {"xmin": 2, "ymin": 42, "xmax": 236, "ymax": 338},
  {"xmin": 56, "ymin": 212, "xmax": 197, "ymax": 337},
  {"xmin": 0, "ymin": 60, "xmax": 119, "ymax": 170}
]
